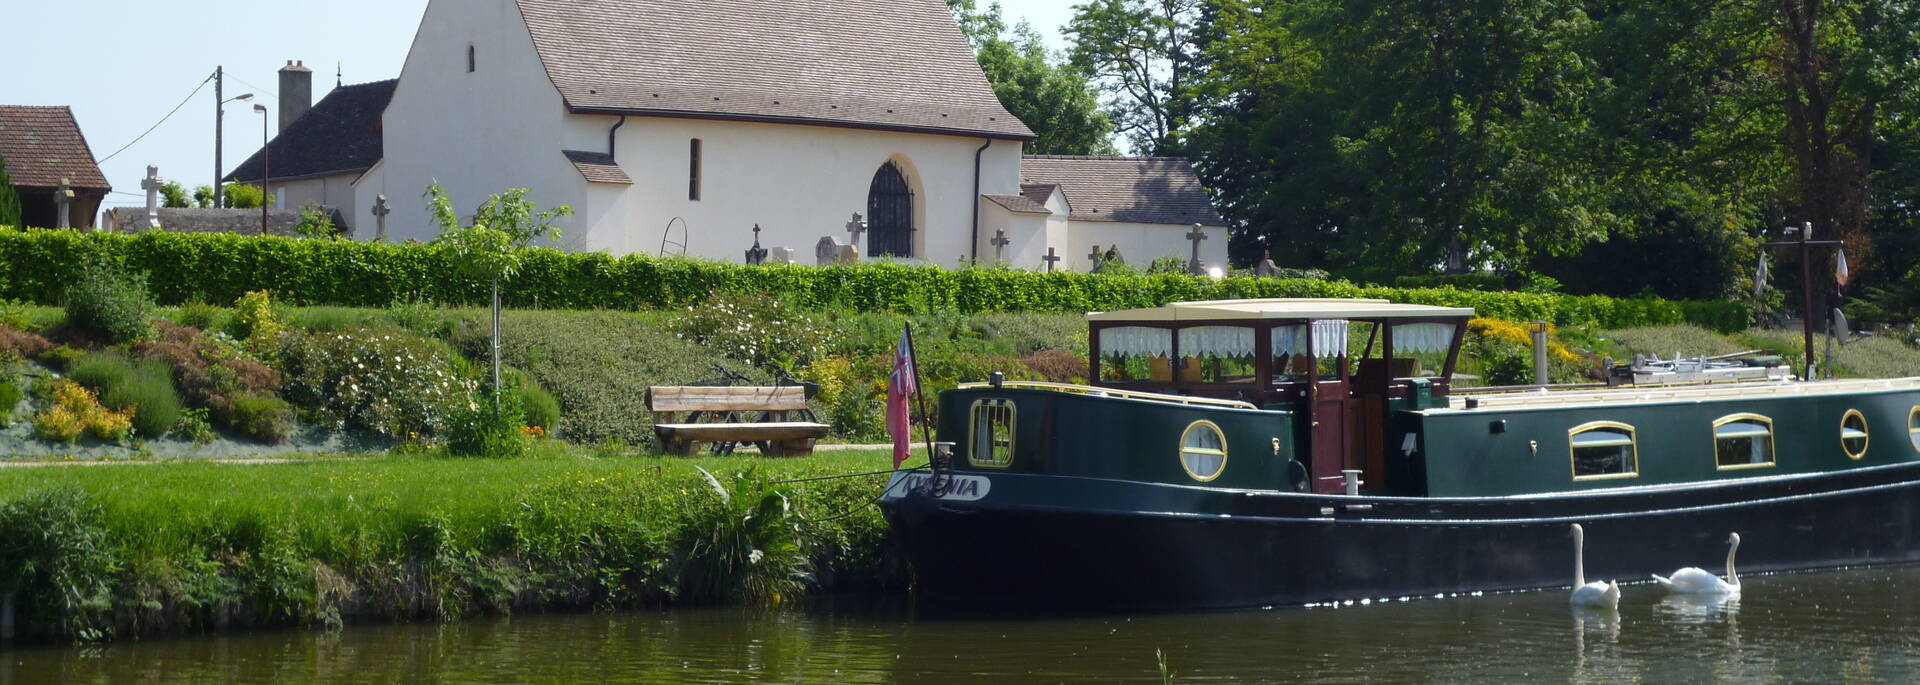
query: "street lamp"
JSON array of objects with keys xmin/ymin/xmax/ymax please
[
  {"xmin": 215, "ymin": 91, "xmax": 252, "ymax": 208},
  {"xmin": 253, "ymin": 103, "xmax": 269, "ymax": 235}
]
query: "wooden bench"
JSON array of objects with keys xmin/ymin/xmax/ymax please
[{"xmin": 646, "ymin": 385, "xmax": 831, "ymax": 457}]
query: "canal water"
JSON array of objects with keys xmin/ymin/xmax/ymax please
[{"xmin": 6, "ymin": 565, "xmax": 1919, "ymax": 683}]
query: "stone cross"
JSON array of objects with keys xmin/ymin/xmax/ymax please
[
  {"xmin": 990, "ymin": 228, "xmax": 1011, "ymax": 262},
  {"xmin": 1042, "ymin": 247, "xmax": 1061, "ymax": 272},
  {"xmin": 53, "ymin": 178, "xmax": 74, "ymax": 229},
  {"xmin": 140, "ymin": 165, "xmax": 164, "ymax": 228},
  {"xmin": 371, "ymin": 194, "xmax": 392, "ymax": 242},
  {"xmin": 845, "ymin": 213, "xmax": 867, "ymax": 248},
  {"xmin": 1256, "ymin": 250, "xmax": 1279, "ymax": 278},
  {"xmin": 744, "ymin": 224, "xmax": 768, "ymax": 265},
  {"xmin": 1088, "ymin": 245, "xmax": 1104, "ymax": 273},
  {"xmin": 1186, "ymin": 224, "xmax": 1209, "ymax": 275}
]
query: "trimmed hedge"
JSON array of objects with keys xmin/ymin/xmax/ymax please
[{"xmin": 0, "ymin": 228, "xmax": 1750, "ymax": 332}]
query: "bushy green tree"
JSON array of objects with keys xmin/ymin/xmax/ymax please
[
  {"xmin": 223, "ymin": 184, "xmax": 273, "ymax": 209},
  {"xmin": 949, "ymin": 0, "xmax": 1115, "ymax": 155},
  {"xmin": 158, "ymin": 181, "xmax": 189, "ymax": 209},
  {"xmin": 1066, "ymin": 0, "xmax": 1204, "ymax": 156},
  {"xmin": 427, "ymin": 184, "xmax": 572, "ymax": 400},
  {"xmin": 191, "ymin": 185, "xmax": 217, "ymax": 209},
  {"xmin": 294, "ymin": 203, "xmax": 337, "ymax": 239},
  {"xmin": 0, "ymin": 153, "xmax": 21, "ymax": 229}
]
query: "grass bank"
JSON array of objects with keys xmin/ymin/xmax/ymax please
[{"xmin": 0, "ymin": 450, "xmax": 902, "ymax": 643}]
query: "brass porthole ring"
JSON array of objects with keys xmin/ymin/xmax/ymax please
[{"xmin": 1840, "ymin": 409, "xmax": 1870, "ymax": 460}]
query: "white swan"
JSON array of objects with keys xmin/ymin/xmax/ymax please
[
  {"xmin": 1653, "ymin": 532, "xmax": 1742, "ymax": 596},
  {"xmin": 1569, "ymin": 523, "xmax": 1621, "ymax": 608}
]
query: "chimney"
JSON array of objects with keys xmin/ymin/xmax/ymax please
[{"xmin": 279, "ymin": 60, "xmax": 313, "ymax": 133}]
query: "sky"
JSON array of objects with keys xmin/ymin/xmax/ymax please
[{"xmin": 1, "ymin": 0, "xmax": 1081, "ymax": 205}]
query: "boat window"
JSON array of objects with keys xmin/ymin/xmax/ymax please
[
  {"xmin": 1099, "ymin": 327, "xmax": 1171, "ymax": 383},
  {"xmin": 969, "ymin": 399, "xmax": 1015, "ymax": 468},
  {"xmin": 1908, "ymin": 406, "xmax": 1919, "ymax": 453},
  {"xmin": 1569, "ymin": 422, "xmax": 1638, "ymax": 480},
  {"xmin": 1271, "ymin": 324, "xmax": 1311, "ymax": 383},
  {"xmin": 1713, "ymin": 414, "xmax": 1776, "ymax": 469},
  {"xmin": 1179, "ymin": 326, "xmax": 1256, "ymax": 384},
  {"xmin": 1313, "ymin": 320, "xmax": 1371, "ymax": 379},
  {"xmin": 1841, "ymin": 409, "xmax": 1869, "ymax": 460},
  {"xmin": 1179, "ymin": 421, "xmax": 1228, "ymax": 482},
  {"xmin": 1391, "ymin": 322, "xmax": 1457, "ymax": 380}
]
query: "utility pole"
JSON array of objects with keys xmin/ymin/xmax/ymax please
[{"xmin": 214, "ymin": 66, "xmax": 223, "ymax": 208}]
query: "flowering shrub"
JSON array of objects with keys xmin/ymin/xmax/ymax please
[
  {"xmin": 672, "ymin": 293, "xmax": 829, "ymax": 369},
  {"xmin": 1463, "ymin": 318, "xmax": 1591, "ymax": 385},
  {"xmin": 275, "ymin": 329, "xmax": 473, "ymax": 439},
  {"xmin": 0, "ymin": 324, "xmax": 52, "ymax": 361},
  {"xmin": 33, "ymin": 379, "xmax": 132, "ymax": 443},
  {"xmin": 231, "ymin": 290, "xmax": 285, "ymax": 350},
  {"xmin": 135, "ymin": 321, "xmax": 290, "ymax": 443}
]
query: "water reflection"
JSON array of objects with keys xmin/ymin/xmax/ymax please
[{"xmin": 3, "ymin": 566, "xmax": 1920, "ymax": 683}]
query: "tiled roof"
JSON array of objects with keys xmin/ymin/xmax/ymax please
[
  {"xmin": 227, "ymin": 80, "xmax": 396, "ymax": 182},
  {"xmin": 982, "ymin": 194, "xmax": 1050, "ymax": 214},
  {"xmin": 0, "ymin": 106, "xmax": 109, "ymax": 190},
  {"xmin": 1019, "ymin": 156, "xmax": 1224, "ymax": 226},
  {"xmin": 515, "ymin": 0, "xmax": 1034, "ymax": 140},
  {"xmin": 1019, "ymin": 183, "xmax": 1058, "ymax": 207},
  {"xmin": 563, "ymin": 150, "xmax": 633, "ymax": 184}
]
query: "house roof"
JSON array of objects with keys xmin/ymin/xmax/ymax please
[
  {"xmin": 982, "ymin": 194, "xmax": 1050, "ymax": 214},
  {"xmin": 227, "ymin": 79, "xmax": 396, "ymax": 183},
  {"xmin": 1020, "ymin": 156, "xmax": 1224, "ymax": 227},
  {"xmin": 0, "ymin": 106, "xmax": 109, "ymax": 190},
  {"xmin": 563, "ymin": 150, "xmax": 633, "ymax": 184},
  {"xmin": 514, "ymin": 0, "xmax": 1034, "ymax": 140},
  {"xmin": 1019, "ymin": 183, "xmax": 1059, "ymax": 207}
]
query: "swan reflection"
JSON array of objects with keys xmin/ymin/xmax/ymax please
[{"xmin": 1654, "ymin": 593, "xmax": 1740, "ymax": 624}]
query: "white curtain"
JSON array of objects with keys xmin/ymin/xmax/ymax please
[
  {"xmin": 1394, "ymin": 323, "xmax": 1457, "ymax": 353},
  {"xmin": 1100, "ymin": 326, "xmax": 1172, "ymax": 357},
  {"xmin": 1272, "ymin": 325, "xmax": 1307, "ymax": 357},
  {"xmin": 1311, "ymin": 320, "xmax": 1350, "ymax": 357},
  {"xmin": 1179, "ymin": 326, "xmax": 1255, "ymax": 357}
]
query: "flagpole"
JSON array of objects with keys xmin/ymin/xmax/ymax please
[{"xmin": 904, "ymin": 322, "xmax": 937, "ymax": 466}]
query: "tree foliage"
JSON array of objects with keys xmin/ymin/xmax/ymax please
[
  {"xmin": 949, "ymin": 0, "xmax": 1115, "ymax": 155},
  {"xmin": 0, "ymin": 153, "xmax": 21, "ymax": 229},
  {"xmin": 159, "ymin": 181, "xmax": 190, "ymax": 209},
  {"xmin": 1066, "ymin": 0, "xmax": 1204, "ymax": 155}
]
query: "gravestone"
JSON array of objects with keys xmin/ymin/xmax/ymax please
[
  {"xmin": 371, "ymin": 194, "xmax": 392, "ymax": 242},
  {"xmin": 53, "ymin": 178, "xmax": 74, "ymax": 229},
  {"xmin": 1186, "ymin": 224, "xmax": 1209, "ymax": 275},
  {"xmin": 837, "ymin": 243, "xmax": 860, "ymax": 265},
  {"xmin": 744, "ymin": 224, "xmax": 768, "ymax": 265},
  {"xmin": 1256, "ymin": 250, "xmax": 1279, "ymax": 278},
  {"xmin": 845, "ymin": 213, "xmax": 867, "ymax": 250},
  {"xmin": 1087, "ymin": 245, "xmax": 1103, "ymax": 273},
  {"xmin": 140, "ymin": 166, "xmax": 163, "ymax": 228},
  {"xmin": 991, "ymin": 228, "xmax": 1011, "ymax": 262},
  {"xmin": 816, "ymin": 236, "xmax": 844, "ymax": 266},
  {"xmin": 768, "ymin": 247, "xmax": 795, "ymax": 265},
  {"xmin": 1042, "ymin": 247, "xmax": 1061, "ymax": 272}
]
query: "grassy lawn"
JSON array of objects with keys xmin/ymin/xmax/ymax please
[{"xmin": 0, "ymin": 449, "xmax": 903, "ymax": 642}]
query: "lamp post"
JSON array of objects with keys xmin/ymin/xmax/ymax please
[
  {"xmin": 212, "ymin": 65, "xmax": 252, "ymax": 208},
  {"xmin": 253, "ymin": 103, "xmax": 269, "ymax": 235}
]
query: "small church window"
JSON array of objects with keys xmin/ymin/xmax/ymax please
[
  {"xmin": 689, "ymin": 139, "xmax": 702, "ymax": 201},
  {"xmin": 467, "ymin": 44, "xmax": 477, "ymax": 72}
]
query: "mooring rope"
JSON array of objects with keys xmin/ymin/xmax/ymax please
[{"xmin": 789, "ymin": 462, "xmax": 927, "ymax": 523}]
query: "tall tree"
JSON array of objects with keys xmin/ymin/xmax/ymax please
[
  {"xmin": 1066, "ymin": 0, "xmax": 1204, "ymax": 155},
  {"xmin": 950, "ymin": 0, "xmax": 1116, "ymax": 155}
]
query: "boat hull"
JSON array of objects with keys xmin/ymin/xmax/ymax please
[{"xmin": 880, "ymin": 462, "xmax": 1920, "ymax": 610}]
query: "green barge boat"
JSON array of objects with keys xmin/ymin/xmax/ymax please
[{"xmin": 879, "ymin": 299, "xmax": 1920, "ymax": 609}]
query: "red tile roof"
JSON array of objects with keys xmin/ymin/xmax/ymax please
[
  {"xmin": 515, "ymin": 0, "xmax": 1034, "ymax": 140},
  {"xmin": 0, "ymin": 106, "xmax": 110, "ymax": 190}
]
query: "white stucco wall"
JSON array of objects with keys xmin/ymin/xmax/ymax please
[
  {"xmin": 1067, "ymin": 221, "xmax": 1229, "ymax": 272},
  {"xmin": 559, "ymin": 113, "xmax": 1024, "ymax": 262},
  {"xmin": 272, "ymin": 173, "xmax": 361, "ymax": 232},
  {"xmin": 355, "ymin": 0, "xmax": 583, "ymax": 244}
]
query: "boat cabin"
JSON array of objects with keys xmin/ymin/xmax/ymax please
[{"xmin": 1087, "ymin": 299, "xmax": 1473, "ymax": 494}]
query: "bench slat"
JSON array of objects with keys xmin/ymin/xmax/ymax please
[
  {"xmin": 647, "ymin": 386, "xmax": 810, "ymax": 412},
  {"xmin": 653, "ymin": 422, "xmax": 830, "ymax": 442}
]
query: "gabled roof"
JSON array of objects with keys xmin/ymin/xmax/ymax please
[
  {"xmin": 514, "ymin": 0, "xmax": 1034, "ymax": 140},
  {"xmin": 1019, "ymin": 183, "xmax": 1060, "ymax": 208},
  {"xmin": 562, "ymin": 150, "xmax": 633, "ymax": 184},
  {"xmin": 0, "ymin": 106, "xmax": 109, "ymax": 190},
  {"xmin": 227, "ymin": 79, "xmax": 396, "ymax": 183},
  {"xmin": 982, "ymin": 194, "xmax": 1049, "ymax": 214},
  {"xmin": 1020, "ymin": 156, "xmax": 1224, "ymax": 227}
]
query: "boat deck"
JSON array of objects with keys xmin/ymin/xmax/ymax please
[{"xmin": 1430, "ymin": 377, "xmax": 1920, "ymax": 413}]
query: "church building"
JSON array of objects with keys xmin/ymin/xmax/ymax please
[{"xmin": 344, "ymin": 0, "xmax": 1227, "ymax": 270}]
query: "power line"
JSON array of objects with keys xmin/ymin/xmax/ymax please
[
  {"xmin": 98, "ymin": 72, "xmax": 215, "ymax": 165},
  {"xmin": 230, "ymin": 76, "xmax": 277, "ymax": 100}
]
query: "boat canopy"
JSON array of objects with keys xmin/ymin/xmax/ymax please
[{"xmin": 1088, "ymin": 298, "xmax": 1477, "ymax": 323}]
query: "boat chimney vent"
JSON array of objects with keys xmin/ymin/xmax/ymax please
[
  {"xmin": 1341, "ymin": 470, "xmax": 1364, "ymax": 496},
  {"xmin": 989, "ymin": 371, "xmax": 1005, "ymax": 388}
]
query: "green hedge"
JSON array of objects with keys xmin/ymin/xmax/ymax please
[{"xmin": 0, "ymin": 228, "xmax": 1750, "ymax": 331}]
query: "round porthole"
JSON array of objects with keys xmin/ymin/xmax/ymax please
[
  {"xmin": 1908, "ymin": 406, "xmax": 1919, "ymax": 453},
  {"xmin": 1841, "ymin": 409, "xmax": 1869, "ymax": 460},
  {"xmin": 1180, "ymin": 420, "xmax": 1228, "ymax": 482}
]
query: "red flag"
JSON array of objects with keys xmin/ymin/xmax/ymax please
[{"xmin": 886, "ymin": 325, "xmax": 918, "ymax": 468}]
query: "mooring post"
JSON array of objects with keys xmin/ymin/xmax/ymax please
[{"xmin": 1531, "ymin": 321, "xmax": 1550, "ymax": 388}]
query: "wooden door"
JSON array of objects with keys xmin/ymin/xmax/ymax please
[{"xmin": 1310, "ymin": 378, "xmax": 1351, "ymax": 494}]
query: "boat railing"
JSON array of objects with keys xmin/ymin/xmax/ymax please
[{"xmin": 954, "ymin": 380, "xmax": 1259, "ymax": 410}]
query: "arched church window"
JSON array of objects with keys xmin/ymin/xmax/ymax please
[{"xmin": 867, "ymin": 162, "xmax": 913, "ymax": 258}]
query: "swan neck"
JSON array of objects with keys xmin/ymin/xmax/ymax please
[
  {"xmin": 1725, "ymin": 537, "xmax": 1740, "ymax": 585},
  {"xmin": 1573, "ymin": 527, "xmax": 1586, "ymax": 587}
]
